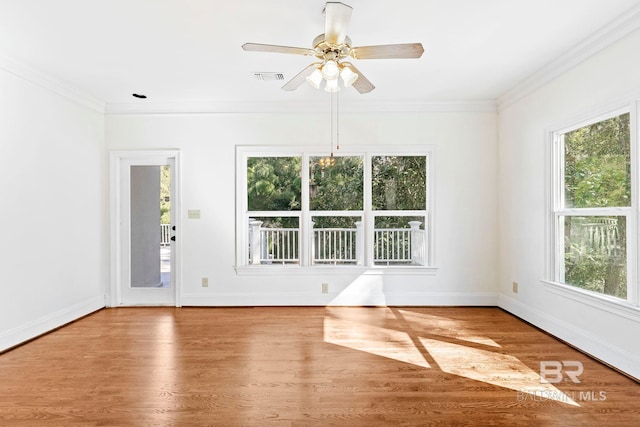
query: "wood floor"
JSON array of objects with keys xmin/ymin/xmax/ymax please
[{"xmin": 0, "ymin": 307, "xmax": 638, "ymax": 426}]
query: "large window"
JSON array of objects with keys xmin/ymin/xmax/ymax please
[
  {"xmin": 551, "ymin": 111, "xmax": 632, "ymax": 300},
  {"xmin": 237, "ymin": 147, "xmax": 432, "ymax": 269}
]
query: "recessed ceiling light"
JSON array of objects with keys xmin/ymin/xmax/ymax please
[{"xmin": 132, "ymin": 93, "xmax": 147, "ymax": 99}]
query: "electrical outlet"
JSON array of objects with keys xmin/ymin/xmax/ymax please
[
  {"xmin": 202, "ymin": 277, "xmax": 209, "ymax": 287},
  {"xmin": 322, "ymin": 283, "xmax": 329, "ymax": 294},
  {"xmin": 512, "ymin": 281, "xmax": 519, "ymax": 294}
]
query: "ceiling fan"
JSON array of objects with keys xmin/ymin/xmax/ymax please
[{"xmin": 242, "ymin": 2, "xmax": 424, "ymax": 94}]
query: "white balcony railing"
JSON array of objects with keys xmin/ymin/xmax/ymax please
[
  {"xmin": 569, "ymin": 217, "xmax": 621, "ymax": 256},
  {"xmin": 260, "ymin": 227, "xmax": 300, "ymax": 264},
  {"xmin": 161, "ymin": 224, "xmax": 171, "ymax": 246},
  {"xmin": 313, "ymin": 227, "xmax": 358, "ymax": 264},
  {"xmin": 248, "ymin": 220, "xmax": 426, "ymax": 266}
]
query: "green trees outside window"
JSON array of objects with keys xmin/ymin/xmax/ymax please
[
  {"xmin": 160, "ymin": 165, "xmax": 171, "ymax": 225},
  {"xmin": 564, "ymin": 113, "xmax": 630, "ymax": 208},
  {"xmin": 247, "ymin": 157, "xmax": 301, "ymax": 212},
  {"xmin": 372, "ymin": 156, "xmax": 426, "ymax": 211}
]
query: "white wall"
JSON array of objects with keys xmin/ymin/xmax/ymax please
[
  {"xmin": 0, "ymin": 68, "xmax": 106, "ymax": 351},
  {"xmin": 106, "ymin": 110, "xmax": 498, "ymax": 306},
  {"xmin": 498, "ymin": 29, "xmax": 640, "ymax": 379}
]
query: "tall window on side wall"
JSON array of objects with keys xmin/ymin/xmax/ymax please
[
  {"xmin": 237, "ymin": 147, "xmax": 433, "ymax": 269},
  {"xmin": 552, "ymin": 111, "xmax": 631, "ymax": 300}
]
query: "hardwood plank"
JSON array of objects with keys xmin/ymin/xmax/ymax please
[{"xmin": 0, "ymin": 307, "xmax": 638, "ymax": 426}]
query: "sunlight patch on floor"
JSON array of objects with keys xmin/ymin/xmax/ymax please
[
  {"xmin": 323, "ymin": 316, "xmax": 431, "ymax": 369},
  {"xmin": 397, "ymin": 309, "xmax": 502, "ymax": 348},
  {"xmin": 323, "ymin": 309, "xmax": 579, "ymax": 406},
  {"xmin": 419, "ymin": 337, "xmax": 579, "ymax": 406}
]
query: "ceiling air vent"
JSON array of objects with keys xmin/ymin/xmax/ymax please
[{"xmin": 253, "ymin": 72, "xmax": 285, "ymax": 81}]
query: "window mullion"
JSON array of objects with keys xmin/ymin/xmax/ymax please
[
  {"xmin": 631, "ymin": 101, "xmax": 640, "ymax": 306},
  {"xmin": 555, "ymin": 212, "xmax": 564, "ymax": 283},
  {"xmin": 556, "ymin": 133, "xmax": 566, "ymax": 211},
  {"xmin": 301, "ymin": 153, "xmax": 311, "ymax": 267},
  {"xmin": 238, "ymin": 152, "xmax": 249, "ymax": 266},
  {"xmin": 363, "ymin": 153, "xmax": 373, "ymax": 266},
  {"xmin": 557, "ymin": 207, "xmax": 633, "ymax": 216},
  {"xmin": 550, "ymin": 132, "xmax": 563, "ymax": 282}
]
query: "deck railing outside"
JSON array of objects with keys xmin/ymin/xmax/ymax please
[
  {"xmin": 569, "ymin": 217, "xmax": 621, "ymax": 256},
  {"xmin": 313, "ymin": 227, "xmax": 359, "ymax": 264},
  {"xmin": 374, "ymin": 221, "xmax": 425, "ymax": 265},
  {"xmin": 248, "ymin": 220, "xmax": 426, "ymax": 266},
  {"xmin": 161, "ymin": 224, "xmax": 171, "ymax": 246},
  {"xmin": 260, "ymin": 227, "xmax": 300, "ymax": 264}
]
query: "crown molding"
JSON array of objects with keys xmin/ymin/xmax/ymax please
[
  {"xmin": 105, "ymin": 99, "xmax": 497, "ymax": 115},
  {"xmin": 497, "ymin": 3, "xmax": 640, "ymax": 112},
  {"xmin": 0, "ymin": 55, "xmax": 105, "ymax": 113}
]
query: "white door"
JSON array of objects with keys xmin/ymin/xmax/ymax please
[{"xmin": 111, "ymin": 152, "xmax": 180, "ymax": 306}]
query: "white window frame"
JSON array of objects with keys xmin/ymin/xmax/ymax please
[
  {"xmin": 546, "ymin": 105, "xmax": 640, "ymax": 313},
  {"xmin": 235, "ymin": 145, "xmax": 436, "ymax": 274}
]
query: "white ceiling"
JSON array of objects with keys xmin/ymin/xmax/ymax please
[{"xmin": 2, "ymin": 0, "xmax": 640, "ymax": 113}]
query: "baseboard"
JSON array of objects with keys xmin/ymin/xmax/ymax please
[
  {"xmin": 180, "ymin": 291, "xmax": 498, "ymax": 307},
  {"xmin": 0, "ymin": 296, "xmax": 105, "ymax": 353},
  {"xmin": 498, "ymin": 294, "xmax": 640, "ymax": 381}
]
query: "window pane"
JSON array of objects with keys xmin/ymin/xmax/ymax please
[
  {"xmin": 310, "ymin": 156, "xmax": 363, "ymax": 210},
  {"xmin": 564, "ymin": 113, "xmax": 630, "ymax": 208},
  {"xmin": 563, "ymin": 216, "xmax": 626, "ymax": 299},
  {"xmin": 312, "ymin": 216, "xmax": 362, "ymax": 265},
  {"xmin": 247, "ymin": 157, "xmax": 301, "ymax": 211},
  {"xmin": 372, "ymin": 156, "xmax": 426, "ymax": 210},
  {"xmin": 248, "ymin": 217, "xmax": 299, "ymax": 265},
  {"xmin": 374, "ymin": 216, "xmax": 426, "ymax": 266}
]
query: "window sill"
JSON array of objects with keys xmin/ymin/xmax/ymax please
[
  {"xmin": 235, "ymin": 265, "xmax": 439, "ymax": 276},
  {"xmin": 542, "ymin": 280, "xmax": 640, "ymax": 322}
]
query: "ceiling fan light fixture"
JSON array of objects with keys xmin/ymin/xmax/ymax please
[
  {"xmin": 321, "ymin": 60, "xmax": 340, "ymax": 80},
  {"xmin": 340, "ymin": 65, "xmax": 358, "ymax": 87},
  {"xmin": 243, "ymin": 2, "xmax": 425, "ymax": 95},
  {"xmin": 324, "ymin": 78, "xmax": 339, "ymax": 92},
  {"xmin": 306, "ymin": 68, "xmax": 323, "ymax": 89}
]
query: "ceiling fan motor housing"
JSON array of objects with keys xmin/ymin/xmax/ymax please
[{"xmin": 313, "ymin": 34, "xmax": 352, "ymax": 62}]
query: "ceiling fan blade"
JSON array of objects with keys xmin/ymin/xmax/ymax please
[
  {"xmin": 281, "ymin": 63, "xmax": 322, "ymax": 91},
  {"xmin": 350, "ymin": 43, "xmax": 425, "ymax": 59},
  {"xmin": 242, "ymin": 43, "xmax": 315, "ymax": 56},
  {"xmin": 342, "ymin": 63, "xmax": 375, "ymax": 94},
  {"xmin": 324, "ymin": 2, "xmax": 352, "ymax": 45}
]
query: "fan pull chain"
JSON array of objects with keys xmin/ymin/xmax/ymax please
[
  {"xmin": 330, "ymin": 90, "xmax": 334, "ymax": 157},
  {"xmin": 336, "ymin": 89, "xmax": 340, "ymax": 151}
]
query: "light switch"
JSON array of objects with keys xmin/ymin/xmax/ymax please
[{"xmin": 188, "ymin": 209, "xmax": 201, "ymax": 219}]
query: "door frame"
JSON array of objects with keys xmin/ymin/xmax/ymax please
[{"xmin": 109, "ymin": 150, "xmax": 182, "ymax": 307}]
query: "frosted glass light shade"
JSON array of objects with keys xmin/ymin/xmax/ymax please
[
  {"xmin": 306, "ymin": 69, "xmax": 323, "ymax": 89},
  {"xmin": 324, "ymin": 78, "xmax": 339, "ymax": 92},
  {"xmin": 321, "ymin": 60, "xmax": 340, "ymax": 80},
  {"xmin": 340, "ymin": 66, "xmax": 358, "ymax": 87}
]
